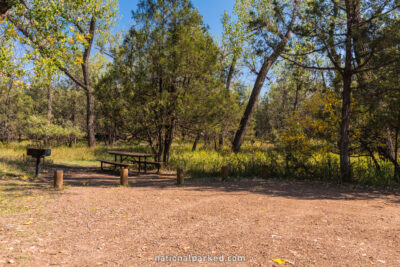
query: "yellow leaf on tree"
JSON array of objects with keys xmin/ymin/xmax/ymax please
[
  {"xmin": 75, "ymin": 57, "xmax": 83, "ymax": 65},
  {"xmin": 76, "ymin": 34, "xmax": 85, "ymax": 42}
]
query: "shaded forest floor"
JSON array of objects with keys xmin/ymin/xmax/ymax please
[{"xmin": 1, "ymin": 166, "xmax": 400, "ymax": 266}]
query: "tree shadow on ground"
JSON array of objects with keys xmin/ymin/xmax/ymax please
[{"xmin": 36, "ymin": 164, "xmax": 400, "ymax": 204}]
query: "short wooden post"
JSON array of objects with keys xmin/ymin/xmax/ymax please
[
  {"xmin": 262, "ymin": 165, "xmax": 269, "ymax": 179},
  {"xmin": 120, "ymin": 168, "xmax": 129, "ymax": 186},
  {"xmin": 221, "ymin": 166, "xmax": 228, "ymax": 181},
  {"xmin": 177, "ymin": 168, "xmax": 184, "ymax": 185},
  {"xmin": 54, "ymin": 170, "xmax": 63, "ymax": 189}
]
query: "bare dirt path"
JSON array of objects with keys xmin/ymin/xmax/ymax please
[{"xmin": 1, "ymin": 168, "xmax": 400, "ymax": 266}]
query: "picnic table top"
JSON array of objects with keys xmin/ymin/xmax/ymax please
[{"xmin": 108, "ymin": 151, "xmax": 157, "ymax": 157}]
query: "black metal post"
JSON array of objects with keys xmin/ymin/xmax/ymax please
[{"xmin": 35, "ymin": 157, "xmax": 41, "ymax": 177}]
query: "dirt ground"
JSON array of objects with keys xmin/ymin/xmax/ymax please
[{"xmin": 1, "ymin": 167, "xmax": 399, "ymax": 266}]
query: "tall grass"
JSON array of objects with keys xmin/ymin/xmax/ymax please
[
  {"xmin": 0, "ymin": 141, "xmax": 398, "ymax": 187},
  {"xmin": 169, "ymin": 143, "xmax": 398, "ymax": 187}
]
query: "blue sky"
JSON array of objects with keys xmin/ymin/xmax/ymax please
[{"xmin": 117, "ymin": 0, "xmax": 236, "ymax": 37}]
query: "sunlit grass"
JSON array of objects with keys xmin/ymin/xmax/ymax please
[{"xmin": 0, "ymin": 140, "xmax": 398, "ymax": 187}]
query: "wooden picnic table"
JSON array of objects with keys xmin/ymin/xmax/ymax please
[{"xmin": 106, "ymin": 151, "xmax": 159, "ymax": 173}]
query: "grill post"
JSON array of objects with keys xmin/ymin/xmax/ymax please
[{"xmin": 35, "ymin": 157, "xmax": 41, "ymax": 177}]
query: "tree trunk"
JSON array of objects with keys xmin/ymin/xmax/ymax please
[
  {"xmin": 232, "ymin": 57, "xmax": 276, "ymax": 153},
  {"xmin": 47, "ymin": 85, "xmax": 53, "ymax": 124},
  {"xmin": 218, "ymin": 133, "xmax": 224, "ymax": 149},
  {"xmin": 157, "ymin": 128, "xmax": 164, "ymax": 162},
  {"xmin": 85, "ymin": 85, "xmax": 96, "ymax": 147},
  {"xmin": 192, "ymin": 134, "xmax": 200, "ymax": 151},
  {"xmin": 339, "ymin": 73, "xmax": 352, "ymax": 182},
  {"xmin": 339, "ymin": 0, "xmax": 354, "ymax": 183},
  {"xmin": 231, "ymin": 24, "xmax": 293, "ymax": 153},
  {"xmin": 81, "ymin": 17, "xmax": 96, "ymax": 148},
  {"xmin": 226, "ymin": 56, "xmax": 237, "ymax": 90},
  {"xmin": 394, "ymin": 126, "xmax": 399, "ymax": 180},
  {"xmin": 162, "ymin": 123, "xmax": 174, "ymax": 164},
  {"xmin": 385, "ymin": 125, "xmax": 400, "ymax": 179},
  {"xmin": 293, "ymin": 82, "xmax": 301, "ymax": 112},
  {"xmin": 108, "ymin": 125, "xmax": 113, "ymax": 146},
  {"xmin": 44, "ymin": 84, "xmax": 53, "ymax": 145},
  {"xmin": 82, "ymin": 17, "xmax": 97, "ymax": 148}
]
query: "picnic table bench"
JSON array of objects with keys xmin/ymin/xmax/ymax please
[
  {"xmin": 100, "ymin": 151, "xmax": 161, "ymax": 173},
  {"xmin": 100, "ymin": 160, "xmax": 133, "ymax": 171}
]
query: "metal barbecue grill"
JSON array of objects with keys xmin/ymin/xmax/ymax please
[{"xmin": 27, "ymin": 148, "xmax": 51, "ymax": 177}]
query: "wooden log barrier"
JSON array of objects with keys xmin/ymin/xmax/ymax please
[
  {"xmin": 120, "ymin": 168, "xmax": 129, "ymax": 186},
  {"xmin": 221, "ymin": 166, "xmax": 228, "ymax": 181},
  {"xmin": 262, "ymin": 165, "xmax": 269, "ymax": 179},
  {"xmin": 177, "ymin": 168, "xmax": 184, "ymax": 185},
  {"xmin": 54, "ymin": 170, "xmax": 63, "ymax": 189}
]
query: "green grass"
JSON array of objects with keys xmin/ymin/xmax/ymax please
[{"xmin": 0, "ymin": 141, "xmax": 399, "ymax": 188}]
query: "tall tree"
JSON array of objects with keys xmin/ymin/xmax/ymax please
[
  {"xmin": 286, "ymin": 0, "xmax": 399, "ymax": 182},
  {"xmin": 103, "ymin": 0, "xmax": 222, "ymax": 163},
  {"xmin": 230, "ymin": 0, "xmax": 300, "ymax": 153},
  {"xmin": 5, "ymin": 0, "xmax": 117, "ymax": 147}
]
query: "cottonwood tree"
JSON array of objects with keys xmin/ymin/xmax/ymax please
[
  {"xmin": 5, "ymin": 0, "xmax": 117, "ymax": 147},
  {"xmin": 229, "ymin": 0, "xmax": 300, "ymax": 153}
]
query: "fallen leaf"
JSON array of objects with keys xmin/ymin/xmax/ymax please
[
  {"xmin": 23, "ymin": 220, "xmax": 32, "ymax": 225},
  {"xmin": 91, "ymin": 207, "xmax": 98, "ymax": 210},
  {"xmin": 272, "ymin": 258, "xmax": 287, "ymax": 265}
]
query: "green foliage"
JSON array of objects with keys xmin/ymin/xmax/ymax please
[
  {"xmin": 25, "ymin": 115, "xmax": 84, "ymax": 144},
  {"xmin": 5, "ymin": 0, "xmax": 118, "ymax": 70},
  {"xmin": 95, "ymin": 0, "xmax": 242, "ymax": 161},
  {"xmin": 0, "ymin": 0, "xmax": 399, "ymax": 188}
]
